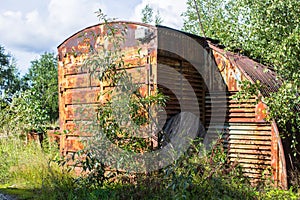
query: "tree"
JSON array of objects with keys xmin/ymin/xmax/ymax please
[
  {"xmin": 182, "ymin": 0, "xmax": 300, "ymax": 153},
  {"xmin": 0, "ymin": 49, "xmax": 58, "ymax": 135},
  {"xmin": 23, "ymin": 52, "xmax": 58, "ymax": 124},
  {"xmin": 154, "ymin": 10, "xmax": 163, "ymax": 26},
  {"xmin": 0, "ymin": 46, "xmax": 21, "ymax": 103},
  {"xmin": 141, "ymin": 4, "xmax": 163, "ymax": 25},
  {"xmin": 0, "ymin": 90, "xmax": 50, "ymax": 135},
  {"xmin": 141, "ymin": 4, "xmax": 154, "ymax": 24},
  {"xmin": 183, "ymin": 0, "xmax": 300, "ymax": 75}
]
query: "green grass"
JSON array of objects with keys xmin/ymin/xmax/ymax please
[
  {"xmin": 0, "ymin": 137, "xmax": 56, "ymax": 187},
  {"xmin": 0, "ymin": 185, "xmax": 35, "ymax": 200},
  {"xmin": 0, "ymin": 136, "xmax": 299, "ymax": 200},
  {"xmin": 0, "ymin": 136, "xmax": 76, "ymax": 199}
]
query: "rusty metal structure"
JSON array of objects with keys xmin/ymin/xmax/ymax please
[
  {"xmin": 208, "ymin": 44, "xmax": 286, "ymax": 188},
  {"xmin": 54, "ymin": 21, "xmax": 287, "ymax": 188}
]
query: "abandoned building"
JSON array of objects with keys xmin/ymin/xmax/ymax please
[{"xmin": 51, "ymin": 21, "xmax": 297, "ymax": 189}]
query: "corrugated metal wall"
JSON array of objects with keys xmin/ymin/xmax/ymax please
[
  {"xmin": 209, "ymin": 46, "xmax": 287, "ymax": 188},
  {"xmin": 206, "ymin": 91, "xmax": 273, "ymax": 184},
  {"xmin": 157, "ymin": 54, "xmax": 205, "ymax": 127}
]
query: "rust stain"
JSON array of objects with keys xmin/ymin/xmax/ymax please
[
  {"xmin": 57, "ymin": 21, "xmax": 158, "ymax": 156},
  {"xmin": 255, "ymin": 101, "xmax": 268, "ymax": 122},
  {"xmin": 209, "ymin": 42, "xmax": 282, "ymax": 97}
]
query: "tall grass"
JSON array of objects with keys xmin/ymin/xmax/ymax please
[
  {"xmin": 0, "ymin": 136, "xmax": 97, "ymax": 199},
  {"xmin": 0, "ymin": 137, "xmax": 51, "ymax": 187},
  {"xmin": 0, "ymin": 136, "xmax": 78, "ymax": 199},
  {"xmin": 0, "ymin": 136, "xmax": 299, "ymax": 199}
]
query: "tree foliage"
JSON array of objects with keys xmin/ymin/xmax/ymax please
[
  {"xmin": 22, "ymin": 52, "xmax": 58, "ymax": 124},
  {"xmin": 182, "ymin": 0, "xmax": 300, "ymax": 83},
  {"xmin": 0, "ymin": 91, "xmax": 50, "ymax": 135},
  {"xmin": 141, "ymin": 4, "xmax": 163, "ymax": 25},
  {"xmin": 0, "ymin": 52, "xmax": 58, "ymax": 135},
  {"xmin": 0, "ymin": 46, "xmax": 21, "ymax": 103},
  {"xmin": 182, "ymin": 0, "xmax": 300, "ymax": 154}
]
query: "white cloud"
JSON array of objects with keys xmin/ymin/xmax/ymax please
[
  {"xmin": 131, "ymin": 0, "xmax": 187, "ymax": 28},
  {"xmin": 0, "ymin": 0, "xmax": 107, "ymax": 73},
  {"xmin": 0, "ymin": 0, "xmax": 106, "ymax": 51},
  {"xmin": 12, "ymin": 50, "xmax": 40, "ymax": 75},
  {"xmin": 47, "ymin": 0, "xmax": 105, "ymax": 36},
  {"xmin": 25, "ymin": 10, "xmax": 39, "ymax": 23},
  {"xmin": 0, "ymin": 0, "xmax": 188, "ymax": 74}
]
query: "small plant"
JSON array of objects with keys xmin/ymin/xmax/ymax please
[
  {"xmin": 260, "ymin": 187, "xmax": 299, "ymax": 200},
  {"xmin": 161, "ymin": 138, "xmax": 256, "ymax": 199},
  {"xmin": 67, "ymin": 9, "xmax": 167, "ymax": 187}
]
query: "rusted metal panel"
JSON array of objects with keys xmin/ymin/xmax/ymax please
[
  {"xmin": 57, "ymin": 22, "xmax": 158, "ymax": 155},
  {"xmin": 229, "ymin": 149, "xmax": 271, "ymax": 155},
  {"xmin": 271, "ymin": 121, "xmax": 288, "ymax": 189},
  {"xmin": 209, "ymin": 42, "xmax": 282, "ymax": 97},
  {"xmin": 61, "ymin": 74, "xmax": 101, "ymax": 89},
  {"xmin": 60, "ymin": 134, "xmax": 85, "ymax": 156},
  {"xmin": 63, "ymin": 88, "xmax": 101, "ymax": 105},
  {"xmin": 64, "ymin": 105, "xmax": 97, "ymax": 121},
  {"xmin": 255, "ymin": 101, "xmax": 268, "ymax": 122},
  {"xmin": 224, "ymin": 144, "xmax": 271, "ymax": 150},
  {"xmin": 207, "ymin": 43, "xmax": 287, "ymax": 188},
  {"xmin": 210, "ymin": 48, "xmax": 247, "ymax": 91}
]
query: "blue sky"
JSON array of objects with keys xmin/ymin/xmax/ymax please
[{"xmin": 0, "ymin": 0, "xmax": 187, "ymax": 75}]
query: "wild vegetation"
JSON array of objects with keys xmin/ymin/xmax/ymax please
[
  {"xmin": 183, "ymin": 0, "xmax": 300, "ymax": 189},
  {"xmin": 0, "ymin": 1, "xmax": 299, "ymax": 199},
  {"xmin": 182, "ymin": 0, "xmax": 300, "ymax": 156},
  {"xmin": 0, "ymin": 50, "xmax": 58, "ymax": 137},
  {"xmin": 141, "ymin": 4, "xmax": 163, "ymax": 25},
  {"xmin": 0, "ymin": 136, "xmax": 299, "ymax": 199}
]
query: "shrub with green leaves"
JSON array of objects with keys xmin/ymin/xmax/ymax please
[
  {"xmin": 0, "ymin": 52, "xmax": 58, "ymax": 137},
  {"xmin": 0, "ymin": 91, "xmax": 50, "ymax": 136},
  {"xmin": 22, "ymin": 52, "xmax": 58, "ymax": 125}
]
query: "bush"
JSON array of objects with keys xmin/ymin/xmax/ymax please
[
  {"xmin": 260, "ymin": 188, "xmax": 299, "ymax": 200},
  {"xmin": 64, "ymin": 139, "xmax": 258, "ymax": 199}
]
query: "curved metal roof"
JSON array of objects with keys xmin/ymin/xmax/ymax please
[
  {"xmin": 57, "ymin": 21, "xmax": 156, "ymax": 49},
  {"xmin": 57, "ymin": 20, "xmax": 283, "ymax": 98},
  {"xmin": 208, "ymin": 43, "xmax": 282, "ymax": 97}
]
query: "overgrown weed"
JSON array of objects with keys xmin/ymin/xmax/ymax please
[{"xmin": 0, "ymin": 136, "xmax": 299, "ymax": 199}]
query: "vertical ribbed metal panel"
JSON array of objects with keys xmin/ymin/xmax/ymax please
[{"xmin": 157, "ymin": 55, "xmax": 206, "ymax": 126}]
